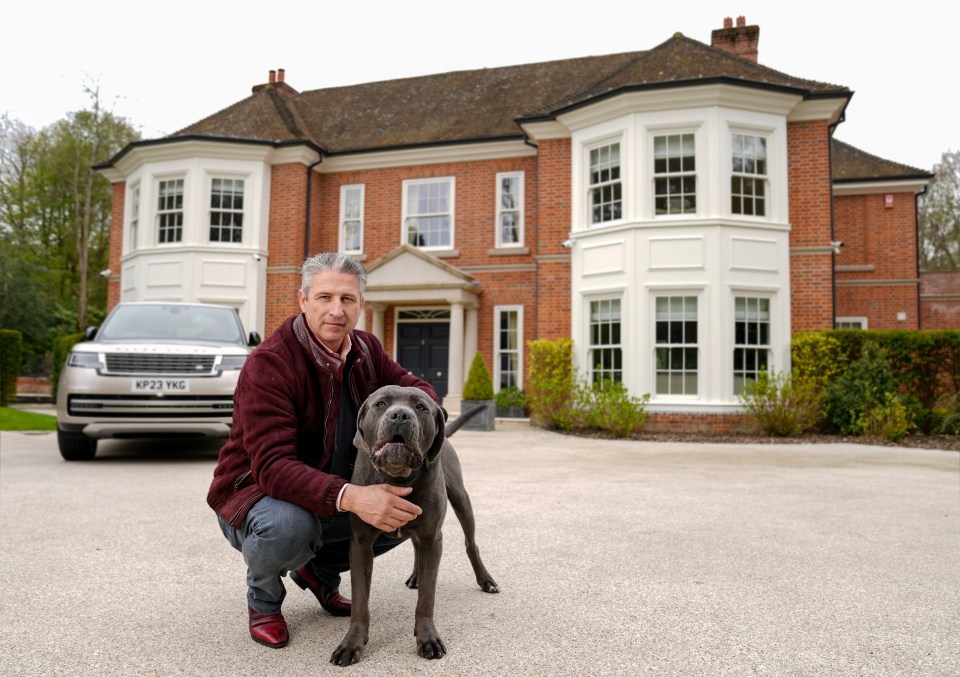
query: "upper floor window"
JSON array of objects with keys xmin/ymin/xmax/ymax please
[
  {"xmin": 589, "ymin": 142, "xmax": 621, "ymax": 225},
  {"xmin": 496, "ymin": 172, "xmax": 524, "ymax": 247},
  {"xmin": 731, "ymin": 133, "xmax": 767, "ymax": 217},
  {"xmin": 588, "ymin": 298, "xmax": 622, "ymax": 386},
  {"xmin": 655, "ymin": 296, "xmax": 698, "ymax": 395},
  {"xmin": 209, "ymin": 178, "xmax": 244, "ymax": 243},
  {"xmin": 128, "ymin": 185, "xmax": 140, "ymax": 252},
  {"xmin": 654, "ymin": 134, "xmax": 696, "ymax": 215},
  {"xmin": 404, "ymin": 177, "xmax": 453, "ymax": 249},
  {"xmin": 340, "ymin": 184, "xmax": 364, "ymax": 253},
  {"xmin": 495, "ymin": 306, "xmax": 523, "ymax": 390},
  {"xmin": 157, "ymin": 178, "xmax": 184, "ymax": 244},
  {"xmin": 733, "ymin": 296, "xmax": 771, "ymax": 394}
]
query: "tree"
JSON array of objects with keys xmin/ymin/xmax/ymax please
[
  {"xmin": 919, "ymin": 150, "xmax": 960, "ymax": 271},
  {"xmin": 0, "ymin": 91, "xmax": 140, "ymax": 371}
]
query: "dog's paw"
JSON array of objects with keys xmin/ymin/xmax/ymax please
[
  {"xmin": 416, "ymin": 635, "xmax": 447, "ymax": 660},
  {"xmin": 405, "ymin": 571, "xmax": 419, "ymax": 589},
  {"xmin": 480, "ymin": 577, "xmax": 500, "ymax": 594},
  {"xmin": 330, "ymin": 630, "xmax": 367, "ymax": 667}
]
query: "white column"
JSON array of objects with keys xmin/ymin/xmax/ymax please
[
  {"xmin": 444, "ymin": 301, "xmax": 465, "ymax": 414},
  {"xmin": 368, "ymin": 303, "xmax": 386, "ymax": 341}
]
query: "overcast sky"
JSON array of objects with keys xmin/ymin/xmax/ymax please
[{"xmin": 2, "ymin": 1, "xmax": 954, "ymax": 172}]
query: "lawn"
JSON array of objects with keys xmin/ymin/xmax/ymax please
[{"xmin": 0, "ymin": 407, "xmax": 57, "ymax": 431}]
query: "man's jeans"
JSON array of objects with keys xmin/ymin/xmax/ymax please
[{"xmin": 217, "ymin": 496, "xmax": 404, "ymax": 614}]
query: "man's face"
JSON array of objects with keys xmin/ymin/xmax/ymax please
[{"xmin": 298, "ymin": 269, "xmax": 364, "ymax": 352}]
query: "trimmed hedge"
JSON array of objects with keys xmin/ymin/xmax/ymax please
[
  {"xmin": 0, "ymin": 329, "xmax": 23, "ymax": 406},
  {"xmin": 793, "ymin": 330, "xmax": 960, "ymax": 434},
  {"xmin": 51, "ymin": 332, "xmax": 85, "ymax": 403}
]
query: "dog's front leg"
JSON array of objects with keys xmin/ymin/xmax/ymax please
[
  {"xmin": 413, "ymin": 532, "xmax": 446, "ymax": 659},
  {"xmin": 330, "ymin": 533, "xmax": 375, "ymax": 666}
]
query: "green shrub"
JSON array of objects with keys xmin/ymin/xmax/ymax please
[
  {"xmin": 526, "ymin": 339, "xmax": 576, "ymax": 429},
  {"xmin": 495, "ymin": 385, "xmax": 526, "ymax": 409},
  {"xmin": 462, "ymin": 352, "xmax": 494, "ymax": 400},
  {"xmin": 791, "ymin": 332, "xmax": 842, "ymax": 391},
  {"xmin": 738, "ymin": 370, "xmax": 822, "ymax": 436},
  {"xmin": 823, "ymin": 342, "xmax": 912, "ymax": 437},
  {"xmin": 51, "ymin": 332, "xmax": 85, "ymax": 403},
  {"xmin": 0, "ymin": 329, "xmax": 24, "ymax": 406},
  {"xmin": 859, "ymin": 392, "xmax": 912, "ymax": 443},
  {"xmin": 577, "ymin": 379, "xmax": 650, "ymax": 438},
  {"xmin": 936, "ymin": 393, "xmax": 960, "ymax": 436}
]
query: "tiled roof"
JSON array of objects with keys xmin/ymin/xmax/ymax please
[
  {"xmin": 174, "ymin": 33, "xmax": 849, "ymax": 154},
  {"xmin": 831, "ymin": 139, "xmax": 931, "ymax": 181}
]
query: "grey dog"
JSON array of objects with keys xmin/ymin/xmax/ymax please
[{"xmin": 330, "ymin": 385, "xmax": 499, "ymax": 665}]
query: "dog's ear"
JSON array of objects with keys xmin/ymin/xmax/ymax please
[
  {"xmin": 426, "ymin": 400, "xmax": 446, "ymax": 463},
  {"xmin": 353, "ymin": 397, "xmax": 373, "ymax": 454}
]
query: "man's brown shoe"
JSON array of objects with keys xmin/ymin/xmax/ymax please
[
  {"xmin": 248, "ymin": 607, "xmax": 288, "ymax": 648},
  {"xmin": 291, "ymin": 565, "xmax": 352, "ymax": 616}
]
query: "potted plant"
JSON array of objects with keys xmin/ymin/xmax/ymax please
[
  {"xmin": 461, "ymin": 353, "xmax": 495, "ymax": 431},
  {"xmin": 495, "ymin": 385, "xmax": 527, "ymax": 419}
]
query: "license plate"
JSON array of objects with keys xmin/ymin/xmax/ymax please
[{"xmin": 132, "ymin": 379, "xmax": 190, "ymax": 393}]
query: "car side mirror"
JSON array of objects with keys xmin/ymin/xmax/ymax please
[
  {"xmin": 248, "ymin": 331, "xmax": 262, "ymax": 347},
  {"xmin": 84, "ymin": 326, "xmax": 98, "ymax": 341}
]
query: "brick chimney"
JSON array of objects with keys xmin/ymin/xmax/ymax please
[
  {"xmin": 711, "ymin": 16, "xmax": 760, "ymax": 63},
  {"xmin": 252, "ymin": 68, "xmax": 299, "ymax": 95}
]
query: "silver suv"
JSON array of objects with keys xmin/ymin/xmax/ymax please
[{"xmin": 56, "ymin": 302, "xmax": 260, "ymax": 460}]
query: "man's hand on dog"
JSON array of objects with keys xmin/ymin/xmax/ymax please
[{"xmin": 340, "ymin": 484, "xmax": 422, "ymax": 532}]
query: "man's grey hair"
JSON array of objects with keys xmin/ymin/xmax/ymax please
[{"xmin": 301, "ymin": 252, "xmax": 368, "ymax": 295}]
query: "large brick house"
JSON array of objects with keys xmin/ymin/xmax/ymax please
[{"xmin": 97, "ymin": 17, "xmax": 935, "ymax": 427}]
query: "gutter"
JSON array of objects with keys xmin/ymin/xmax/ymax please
[
  {"xmin": 827, "ymin": 109, "xmax": 847, "ymax": 329},
  {"xmin": 915, "ymin": 185, "xmax": 929, "ymax": 328}
]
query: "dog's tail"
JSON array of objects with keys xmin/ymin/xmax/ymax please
[{"xmin": 444, "ymin": 405, "xmax": 485, "ymax": 437}]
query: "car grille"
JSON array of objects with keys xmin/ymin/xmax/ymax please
[
  {"xmin": 104, "ymin": 354, "xmax": 217, "ymax": 375},
  {"xmin": 68, "ymin": 394, "xmax": 233, "ymax": 418}
]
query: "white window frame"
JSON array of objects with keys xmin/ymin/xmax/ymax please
[
  {"xmin": 733, "ymin": 295, "xmax": 773, "ymax": 395},
  {"xmin": 156, "ymin": 177, "xmax": 185, "ymax": 245},
  {"xmin": 127, "ymin": 183, "xmax": 140, "ymax": 253},
  {"xmin": 495, "ymin": 172, "xmax": 524, "ymax": 248},
  {"xmin": 208, "ymin": 176, "xmax": 245, "ymax": 245},
  {"xmin": 653, "ymin": 295, "xmax": 699, "ymax": 396},
  {"xmin": 730, "ymin": 132, "xmax": 769, "ymax": 218},
  {"xmin": 339, "ymin": 184, "xmax": 365, "ymax": 254},
  {"xmin": 587, "ymin": 140, "xmax": 623, "ymax": 227},
  {"xmin": 401, "ymin": 177, "xmax": 455, "ymax": 251},
  {"xmin": 835, "ymin": 316, "xmax": 868, "ymax": 330},
  {"xmin": 587, "ymin": 296, "xmax": 623, "ymax": 386},
  {"xmin": 493, "ymin": 305, "xmax": 523, "ymax": 391},
  {"xmin": 652, "ymin": 132, "xmax": 697, "ymax": 216}
]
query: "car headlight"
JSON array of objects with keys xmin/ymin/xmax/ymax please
[
  {"xmin": 68, "ymin": 351, "xmax": 104, "ymax": 369},
  {"xmin": 218, "ymin": 355, "xmax": 248, "ymax": 371}
]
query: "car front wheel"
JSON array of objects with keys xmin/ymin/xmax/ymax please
[{"xmin": 57, "ymin": 428, "xmax": 98, "ymax": 461}]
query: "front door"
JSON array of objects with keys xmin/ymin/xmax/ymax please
[{"xmin": 397, "ymin": 322, "xmax": 449, "ymax": 401}]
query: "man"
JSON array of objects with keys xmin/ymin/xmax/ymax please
[{"xmin": 208, "ymin": 252, "xmax": 437, "ymax": 648}]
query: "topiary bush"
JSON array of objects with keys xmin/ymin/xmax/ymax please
[
  {"xmin": 462, "ymin": 352, "xmax": 494, "ymax": 401},
  {"xmin": 0, "ymin": 329, "xmax": 24, "ymax": 406}
]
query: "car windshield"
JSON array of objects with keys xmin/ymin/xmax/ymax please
[{"xmin": 97, "ymin": 304, "xmax": 246, "ymax": 344}]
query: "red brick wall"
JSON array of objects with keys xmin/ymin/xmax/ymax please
[
  {"xmin": 787, "ymin": 121, "xmax": 834, "ymax": 331},
  {"xmin": 264, "ymin": 163, "xmax": 310, "ymax": 333},
  {"xmin": 920, "ymin": 270, "xmax": 960, "ymax": 329},
  {"xmin": 535, "ymin": 138, "xmax": 572, "ymax": 340},
  {"xmin": 833, "ymin": 192, "xmax": 920, "ymax": 329},
  {"xmin": 106, "ymin": 182, "xmax": 125, "ymax": 312}
]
